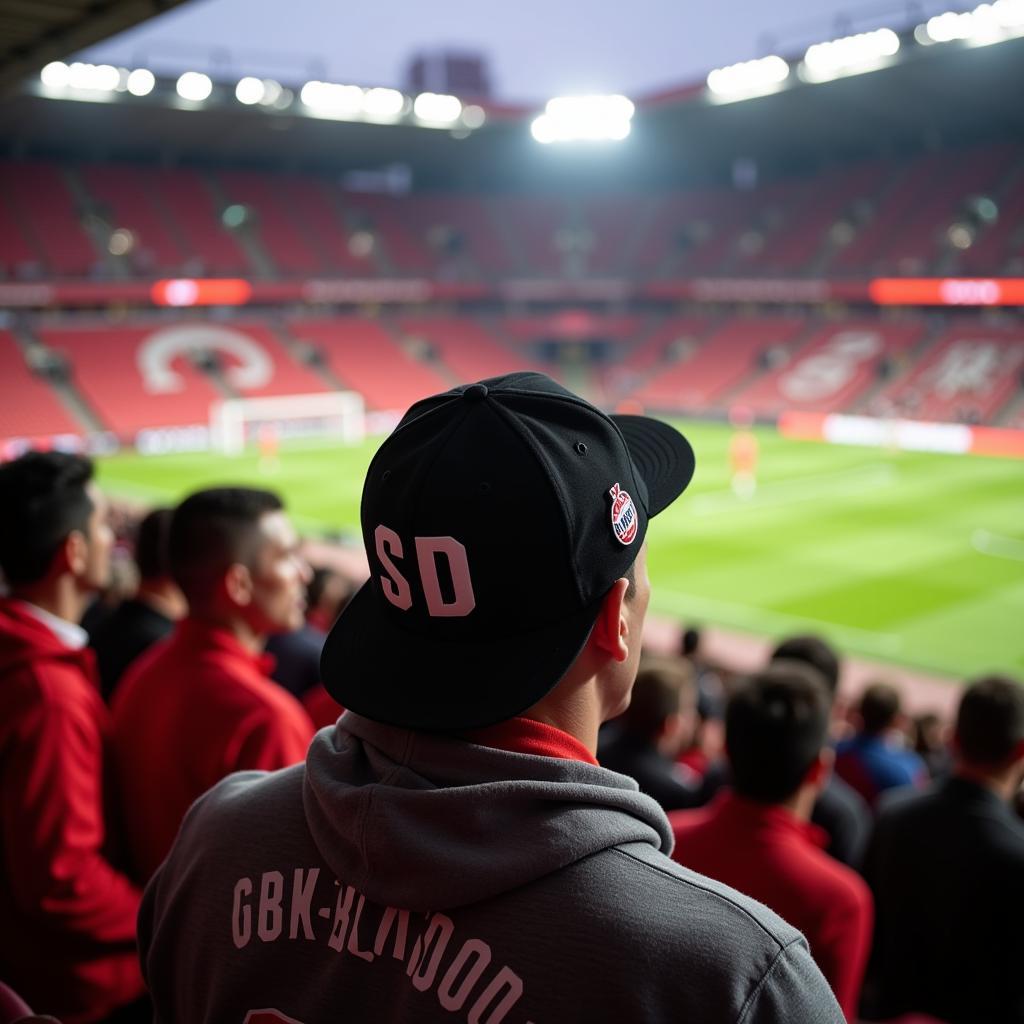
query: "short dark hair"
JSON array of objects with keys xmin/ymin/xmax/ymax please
[
  {"xmin": 771, "ymin": 634, "xmax": 840, "ymax": 695},
  {"xmin": 859, "ymin": 682, "xmax": 901, "ymax": 735},
  {"xmin": 134, "ymin": 508, "xmax": 174, "ymax": 580},
  {"xmin": 681, "ymin": 626, "xmax": 701, "ymax": 658},
  {"xmin": 955, "ymin": 675, "xmax": 1024, "ymax": 766},
  {"xmin": 169, "ymin": 487, "xmax": 283, "ymax": 605},
  {"xmin": 621, "ymin": 656, "xmax": 695, "ymax": 740},
  {"xmin": 726, "ymin": 661, "xmax": 831, "ymax": 803},
  {"xmin": 0, "ymin": 451, "xmax": 95, "ymax": 585}
]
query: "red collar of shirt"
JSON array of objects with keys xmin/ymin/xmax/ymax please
[
  {"xmin": 714, "ymin": 791, "xmax": 829, "ymax": 849},
  {"xmin": 462, "ymin": 717, "xmax": 598, "ymax": 766},
  {"xmin": 175, "ymin": 617, "xmax": 276, "ymax": 677}
]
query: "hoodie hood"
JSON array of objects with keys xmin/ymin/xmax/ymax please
[
  {"xmin": 0, "ymin": 598, "xmax": 87, "ymax": 674},
  {"xmin": 302, "ymin": 713, "xmax": 673, "ymax": 912}
]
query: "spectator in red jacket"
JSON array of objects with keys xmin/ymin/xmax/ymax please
[
  {"xmin": 670, "ymin": 661, "xmax": 873, "ymax": 1021},
  {"xmin": 113, "ymin": 487, "xmax": 315, "ymax": 882},
  {"xmin": 0, "ymin": 452, "xmax": 146, "ymax": 1023}
]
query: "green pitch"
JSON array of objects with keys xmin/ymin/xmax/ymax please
[{"xmin": 96, "ymin": 423, "xmax": 1024, "ymax": 681}]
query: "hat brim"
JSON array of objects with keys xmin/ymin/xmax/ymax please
[
  {"xmin": 321, "ymin": 582, "xmax": 606, "ymax": 732},
  {"xmin": 612, "ymin": 414, "xmax": 696, "ymax": 517}
]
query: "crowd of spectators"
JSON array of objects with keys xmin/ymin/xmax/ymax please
[{"xmin": 0, "ymin": 426, "xmax": 1021, "ymax": 1023}]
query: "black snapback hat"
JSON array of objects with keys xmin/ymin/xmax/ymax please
[{"xmin": 321, "ymin": 371, "xmax": 695, "ymax": 731}]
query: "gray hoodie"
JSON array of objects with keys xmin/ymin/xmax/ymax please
[{"xmin": 140, "ymin": 714, "xmax": 843, "ymax": 1023}]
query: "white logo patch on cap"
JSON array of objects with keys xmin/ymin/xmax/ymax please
[{"xmin": 609, "ymin": 482, "xmax": 638, "ymax": 545}]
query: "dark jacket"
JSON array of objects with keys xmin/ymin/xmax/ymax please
[{"xmin": 862, "ymin": 776, "xmax": 1024, "ymax": 1023}]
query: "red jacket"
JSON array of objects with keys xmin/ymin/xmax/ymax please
[
  {"xmin": 113, "ymin": 617, "xmax": 315, "ymax": 882},
  {"xmin": 0, "ymin": 599, "xmax": 144, "ymax": 1023},
  {"xmin": 670, "ymin": 792, "xmax": 873, "ymax": 1021}
]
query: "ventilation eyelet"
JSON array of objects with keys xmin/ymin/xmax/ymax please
[{"xmin": 574, "ymin": 442, "xmax": 588, "ymax": 456}]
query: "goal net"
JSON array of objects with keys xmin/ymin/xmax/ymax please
[{"xmin": 210, "ymin": 391, "xmax": 366, "ymax": 456}]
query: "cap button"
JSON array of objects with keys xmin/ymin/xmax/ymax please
[{"xmin": 463, "ymin": 383, "xmax": 489, "ymax": 402}]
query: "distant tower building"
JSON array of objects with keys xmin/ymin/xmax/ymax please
[{"xmin": 406, "ymin": 50, "xmax": 491, "ymax": 99}]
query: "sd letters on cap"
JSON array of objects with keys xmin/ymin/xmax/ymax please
[{"xmin": 321, "ymin": 371, "xmax": 695, "ymax": 731}]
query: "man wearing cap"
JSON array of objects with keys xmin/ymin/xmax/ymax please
[{"xmin": 139, "ymin": 373, "xmax": 842, "ymax": 1023}]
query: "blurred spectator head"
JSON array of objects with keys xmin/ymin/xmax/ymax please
[
  {"xmin": 771, "ymin": 634, "xmax": 840, "ymax": 697},
  {"xmin": 726, "ymin": 660, "xmax": 831, "ymax": 803},
  {"xmin": 170, "ymin": 487, "xmax": 309, "ymax": 635},
  {"xmin": 859, "ymin": 682, "xmax": 902, "ymax": 735},
  {"xmin": 306, "ymin": 566, "xmax": 354, "ymax": 632},
  {"xmin": 134, "ymin": 508, "xmax": 175, "ymax": 581},
  {"xmin": 913, "ymin": 712, "xmax": 944, "ymax": 755},
  {"xmin": 0, "ymin": 451, "xmax": 111, "ymax": 594},
  {"xmin": 681, "ymin": 626, "xmax": 701, "ymax": 658},
  {"xmin": 954, "ymin": 675, "xmax": 1024, "ymax": 770},
  {"xmin": 620, "ymin": 655, "xmax": 697, "ymax": 757}
]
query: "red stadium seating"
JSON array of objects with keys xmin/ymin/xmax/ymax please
[
  {"xmin": 218, "ymin": 171, "xmax": 323, "ymax": 275},
  {"xmin": 276, "ymin": 177, "xmax": 377, "ymax": 275},
  {"xmin": 489, "ymin": 196, "xmax": 570, "ymax": 276},
  {"xmin": 0, "ymin": 163, "xmax": 96, "ymax": 276},
  {"xmin": 0, "ymin": 331, "xmax": 81, "ymax": 440},
  {"xmin": 40, "ymin": 325, "xmax": 226, "ymax": 434},
  {"xmin": 0, "ymin": 192, "xmax": 41, "ymax": 276},
  {"xmin": 395, "ymin": 316, "xmax": 547, "ymax": 381},
  {"xmin": 401, "ymin": 196, "xmax": 514, "ymax": 276},
  {"xmin": 868, "ymin": 321, "xmax": 1024, "ymax": 424},
  {"xmin": 208, "ymin": 323, "xmax": 329, "ymax": 397},
  {"xmin": 79, "ymin": 164, "xmax": 187, "ymax": 274},
  {"xmin": 628, "ymin": 316, "xmax": 808, "ymax": 410},
  {"xmin": 728, "ymin": 319, "xmax": 926, "ymax": 415},
  {"xmin": 343, "ymin": 194, "xmax": 436, "ymax": 274},
  {"xmin": 287, "ymin": 317, "xmax": 450, "ymax": 411},
  {"xmin": 149, "ymin": 168, "xmax": 250, "ymax": 275}
]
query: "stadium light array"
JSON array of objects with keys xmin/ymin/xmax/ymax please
[
  {"xmin": 413, "ymin": 92, "xmax": 463, "ymax": 125},
  {"xmin": 235, "ymin": 76, "xmax": 265, "ymax": 105},
  {"xmin": 918, "ymin": 0, "xmax": 1024, "ymax": 44},
  {"xmin": 706, "ymin": 55, "xmax": 790, "ymax": 101},
  {"xmin": 530, "ymin": 95, "xmax": 635, "ymax": 144},
  {"xmin": 176, "ymin": 71, "xmax": 213, "ymax": 102},
  {"xmin": 801, "ymin": 28, "xmax": 900, "ymax": 81}
]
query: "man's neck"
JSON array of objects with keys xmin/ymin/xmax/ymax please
[
  {"xmin": 780, "ymin": 782, "xmax": 819, "ymax": 822},
  {"xmin": 136, "ymin": 581, "xmax": 184, "ymax": 621},
  {"xmin": 12, "ymin": 578, "xmax": 85, "ymax": 626},
  {"xmin": 190, "ymin": 609, "xmax": 265, "ymax": 655},
  {"xmin": 954, "ymin": 761, "xmax": 1018, "ymax": 802}
]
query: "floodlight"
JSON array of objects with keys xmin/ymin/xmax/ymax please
[
  {"xmin": 176, "ymin": 71, "xmax": 213, "ymax": 102},
  {"xmin": 461, "ymin": 104, "xmax": 486, "ymax": 129},
  {"xmin": 64, "ymin": 62, "xmax": 120, "ymax": 92},
  {"xmin": 260, "ymin": 79, "xmax": 283, "ymax": 106},
  {"xmin": 802, "ymin": 28, "xmax": 900, "ymax": 81},
  {"xmin": 529, "ymin": 94, "xmax": 634, "ymax": 144},
  {"xmin": 40, "ymin": 62, "xmax": 70, "ymax": 89},
  {"xmin": 413, "ymin": 92, "xmax": 463, "ymax": 125},
  {"xmin": 300, "ymin": 80, "xmax": 364, "ymax": 118},
  {"xmin": 706, "ymin": 56, "xmax": 789, "ymax": 100},
  {"xmin": 235, "ymin": 76, "xmax": 265, "ymax": 105},
  {"xmin": 923, "ymin": 0, "xmax": 1024, "ymax": 43},
  {"xmin": 126, "ymin": 68, "xmax": 156, "ymax": 96},
  {"xmin": 362, "ymin": 87, "xmax": 406, "ymax": 121}
]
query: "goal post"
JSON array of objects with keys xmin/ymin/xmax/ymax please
[{"xmin": 209, "ymin": 391, "xmax": 366, "ymax": 456}]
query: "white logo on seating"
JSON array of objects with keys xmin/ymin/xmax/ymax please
[
  {"xmin": 779, "ymin": 331, "xmax": 881, "ymax": 402},
  {"xmin": 138, "ymin": 325, "xmax": 273, "ymax": 393}
]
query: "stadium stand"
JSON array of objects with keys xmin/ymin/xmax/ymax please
[
  {"xmin": 149, "ymin": 168, "xmax": 251, "ymax": 275},
  {"xmin": 78, "ymin": 164, "xmax": 187, "ymax": 275},
  {"xmin": 401, "ymin": 195, "xmax": 515, "ymax": 277},
  {"xmin": 0, "ymin": 162, "xmax": 96, "ymax": 277},
  {"xmin": 0, "ymin": 330, "xmax": 80, "ymax": 439},
  {"xmin": 395, "ymin": 315, "xmax": 548, "ymax": 381},
  {"xmin": 0, "ymin": 188, "xmax": 41, "ymax": 277},
  {"xmin": 287, "ymin": 316, "xmax": 451, "ymax": 410},
  {"xmin": 40, "ymin": 324, "xmax": 227, "ymax": 434},
  {"xmin": 217, "ymin": 171, "xmax": 324, "ymax": 276},
  {"xmin": 490, "ymin": 195, "xmax": 570, "ymax": 276},
  {"xmin": 867, "ymin": 320, "xmax": 1024, "ymax": 424},
  {"xmin": 343, "ymin": 193, "xmax": 436, "ymax": 274},
  {"xmin": 627, "ymin": 315, "xmax": 808, "ymax": 411},
  {"xmin": 276, "ymin": 177, "xmax": 378, "ymax": 276},
  {"xmin": 727, "ymin": 319, "xmax": 927, "ymax": 415}
]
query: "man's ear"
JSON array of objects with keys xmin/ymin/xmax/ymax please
[
  {"xmin": 224, "ymin": 562, "xmax": 254, "ymax": 608},
  {"xmin": 590, "ymin": 577, "xmax": 630, "ymax": 663},
  {"xmin": 60, "ymin": 530, "xmax": 89, "ymax": 578},
  {"xmin": 805, "ymin": 748, "xmax": 833, "ymax": 787}
]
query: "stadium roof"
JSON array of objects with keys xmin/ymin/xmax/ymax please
[
  {"xmin": 1, "ymin": 23, "xmax": 1022, "ymax": 189},
  {"xmin": 0, "ymin": 0, "xmax": 191, "ymax": 95}
]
